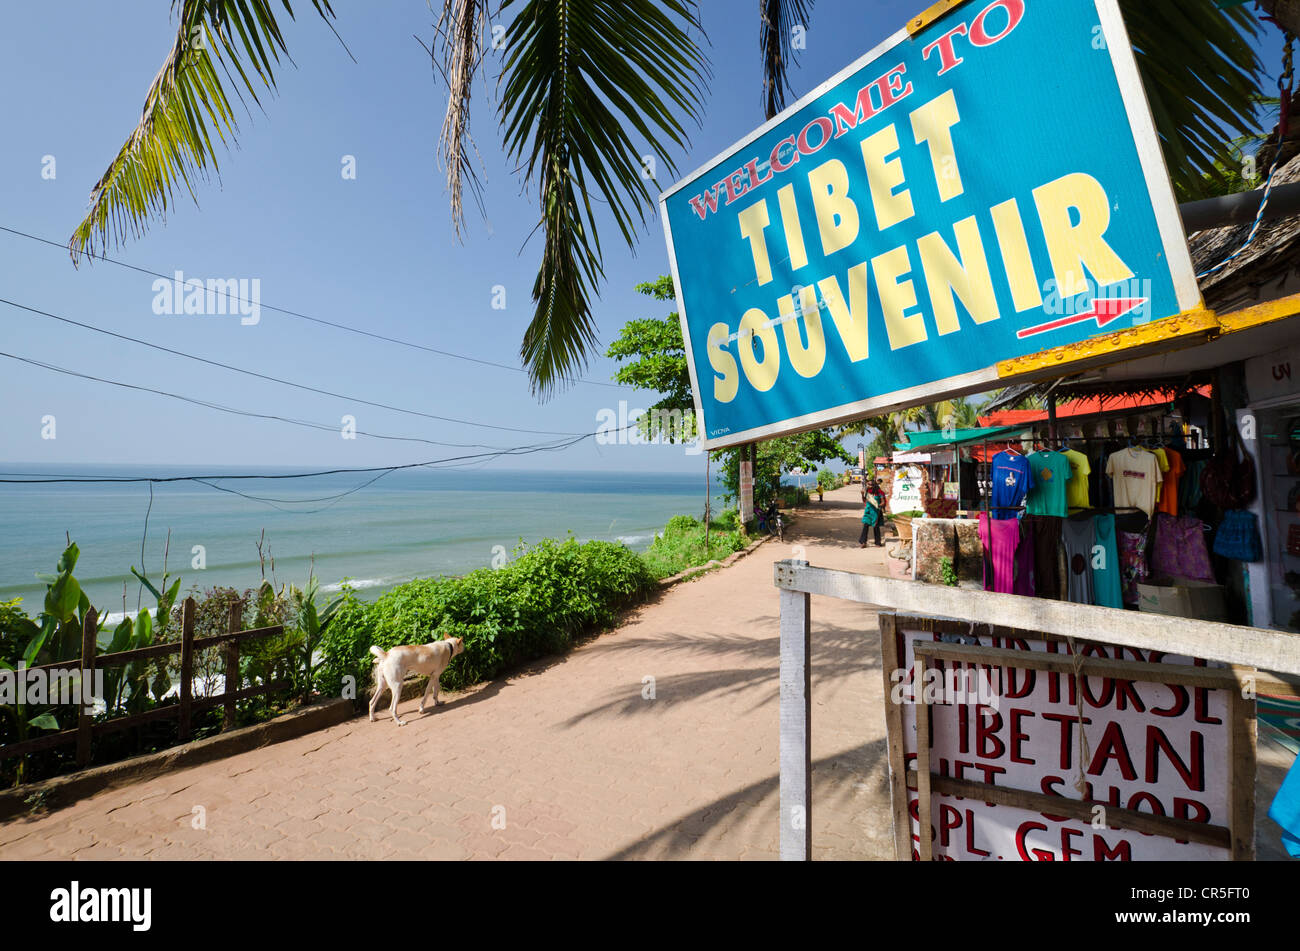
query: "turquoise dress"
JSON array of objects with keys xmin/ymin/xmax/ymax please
[{"xmin": 1092, "ymin": 513, "xmax": 1124, "ymax": 608}]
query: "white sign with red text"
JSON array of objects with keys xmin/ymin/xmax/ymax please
[{"xmin": 892, "ymin": 626, "xmax": 1231, "ymax": 861}]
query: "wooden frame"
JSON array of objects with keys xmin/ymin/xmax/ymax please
[
  {"xmin": 775, "ymin": 561, "xmax": 1300, "ymax": 861},
  {"xmin": 1, "ymin": 597, "xmax": 288, "ymax": 771},
  {"xmin": 906, "ymin": 638, "xmax": 1254, "ymax": 860}
]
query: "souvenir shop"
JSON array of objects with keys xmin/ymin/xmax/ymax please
[
  {"xmin": 967, "ymin": 383, "xmax": 1231, "ymax": 619},
  {"xmin": 887, "ymin": 426, "xmax": 1027, "ymax": 517}
]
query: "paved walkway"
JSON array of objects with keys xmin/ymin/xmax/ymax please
[
  {"xmin": 0, "ymin": 485, "xmax": 895, "ymax": 860},
  {"xmin": 3, "ymin": 484, "xmax": 1292, "ymax": 860}
]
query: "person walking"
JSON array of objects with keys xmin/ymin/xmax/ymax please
[{"xmin": 860, "ymin": 478, "xmax": 887, "ymax": 547}]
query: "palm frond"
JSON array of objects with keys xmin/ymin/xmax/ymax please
[
  {"xmin": 433, "ymin": 0, "xmax": 491, "ymax": 238},
  {"xmin": 68, "ymin": 0, "xmax": 338, "ymax": 262},
  {"xmin": 1123, "ymin": 0, "xmax": 1265, "ymax": 201},
  {"xmin": 760, "ymin": 0, "xmax": 814, "ymax": 120},
  {"xmin": 498, "ymin": 0, "xmax": 708, "ymax": 397}
]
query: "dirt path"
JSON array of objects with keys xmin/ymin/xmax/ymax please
[{"xmin": 0, "ymin": 485, "xmax": 895, "ymax": 860}]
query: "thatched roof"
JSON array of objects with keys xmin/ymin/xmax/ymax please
[{"xmin": 1189, "ymin": 153, "xmax": 1300, "ymax": 313}]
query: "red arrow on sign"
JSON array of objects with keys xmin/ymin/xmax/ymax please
[{"xmin": 1015, "ymin": 298, "xmax": 1148, "ymax": 340}]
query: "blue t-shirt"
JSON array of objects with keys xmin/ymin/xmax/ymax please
[{"xmin": 990, "ymin": 450, "xmax": 1034, "ymax": 519}]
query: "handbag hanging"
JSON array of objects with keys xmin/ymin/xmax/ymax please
[
  {"xmin": 1213, "ymin": 509, "xmax": 1263, "ymax": 562},
  {"xmin": 1201, "ymin": 412, "xmax": 1258, "ymax": 509}
]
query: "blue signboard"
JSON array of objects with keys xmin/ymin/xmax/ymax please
[{"xmin": 659, "ymin": 0, "xmax": 1202, "ymax": 449}]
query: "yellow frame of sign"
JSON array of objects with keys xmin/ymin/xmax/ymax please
[{"xmin": 995, "ymin": 292, "xmax": 1300, "ymax": 385}]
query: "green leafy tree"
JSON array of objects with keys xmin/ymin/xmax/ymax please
[
  {"xmin": 605, "ymin": 276, "xmax": 695, "ymax": 444},
  {"xmin": 68, "ymin": 0, "xmax": 1269, "ymax": 396},
  {"xmin": 716, "ymin": 431, "xmax": 853, "ymax": 510}
]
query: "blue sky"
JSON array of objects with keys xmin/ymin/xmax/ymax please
[{"xmin": 0, "ymin": 1, "xmax": 1286, "ymax": 475}]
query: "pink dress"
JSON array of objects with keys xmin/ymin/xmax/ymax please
[{"xmin": 979, "ymin": 513, "xmax": 1025, "ymax": 594}]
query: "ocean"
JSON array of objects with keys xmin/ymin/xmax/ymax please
[{"xmin": 0, "ymin": 464, "xmax": 729, "ymax": 621}]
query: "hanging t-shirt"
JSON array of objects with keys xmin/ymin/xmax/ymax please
[
  {"xmin": 1025, "ymin": 450, "xmax": 1072, "ymax": 517},
  {"xmin": 1062, "ymin": 517, "xmax": 1095, "ymax": 605},
  {"xmin": 1105, "ymin": 447, "xmax": 1162, "ymax": 517},
  {"xmin": 1063, "ymin": 448, "xmax": 1092, "ymax": 510},
  {"xmin": 1151, "ymin": 447, "xmax": 1171, "ymax": 502},
  {"xmin": 1155, "ymin": 448, "xmax": 1185, "ymax": 516},
  {"xmin": 1091, "ymin": 513, "xmax": 1124, "ymax": 609},
  {"xmin": 990, "ymin": 450, "xmax": 1034, "ymax": 519}
]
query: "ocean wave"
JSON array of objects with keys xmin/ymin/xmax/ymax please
[
  {"xmin": 101, "ymin": 608, "xmax": 146, "ymax": 626},
  {"xmin": 320, "ymin": 577, "xmax": 390, "ymax": 593},
  {"xmin": 616, "ymin": 534, "xmax": 652, "ymax": 546}
]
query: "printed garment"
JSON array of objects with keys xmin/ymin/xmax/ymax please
[
  {"xmin": 1062, "ymin": 516, "xmax": 1095, "ymax": 605},
  {"xmin": 1091, "ymin": 514, "xmax": 1124, "ymax": 609},
  {"xmin": 1155, "ymin": 447, "xmax": 1185, "ymax": 516},
  {"xmin": 1063, "ymin": 448, "xmax": 1092, "ymax": 510},
  {"xmin": 1027, "ymin": 515, "xmax": 1064, "ymax": 599},
  {"xmin": 1118, "ymin": 530, "xmax": 1149, "ymax": 605},
  {"xmin": 978, "ymin": 512, "xmax": 1023, "ymax": 594},
  {"xmin": 1105, "ymin": 447, "xmax": 1162, "ymax": 517},
  {"xmin": 1025, "ymin": 451, "xmax": 1072, "ymax": 517},
  {"xmin": 990, "ymin": 450, "xmax": 1034, "ymax": 519},
  {"xmin": 1150, "ymin": 513, "xmax": 1214, "ymax": 583}
]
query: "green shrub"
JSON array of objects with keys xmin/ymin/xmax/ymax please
[
  {"xmin": 639, "ymin": 517, "xmax": 749, "ymax": 580},
  {"xmin": 315, "ymin": 538, "xmax": 656, "ymax": 706},
  {"xmin": 313, "ymin": 586, "xmax": 374, "ymax": 701}
]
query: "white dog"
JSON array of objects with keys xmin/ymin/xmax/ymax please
[{"xmin": 368, "ymin": 636, "xmax": 465, "ymax": 726}]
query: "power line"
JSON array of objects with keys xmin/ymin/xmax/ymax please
[
  {"xmin": 0, "ymin": 350, "xmax": 517, "ymax": 451},
  {"xmin": 0, "ymin": 296, "xmax": 584, "ymax": 437},
  {"xmin": 0, "ymin": 426, "xmax": 625, "ymax": 486},
  {"xmin": 0, "ymin": 224, "xmax": 626, "ymax": 390}
]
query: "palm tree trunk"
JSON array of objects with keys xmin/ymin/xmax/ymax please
[{"xmin": 1258, "ymin": 1, "xmax": 1300, "ymax": 38}]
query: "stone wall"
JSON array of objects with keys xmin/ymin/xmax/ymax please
[{"xmin": 913, "ymin": 518, "xmax": 983, "ymax": 585}]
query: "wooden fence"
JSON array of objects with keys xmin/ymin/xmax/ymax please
[{"xmin": 1, "ymin": 597, "xmax": 288, "ymax": 769}]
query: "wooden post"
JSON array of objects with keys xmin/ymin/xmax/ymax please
[
  {"xmin": 224, "ymin": 601, "xmax": 241, "ymax": 732},
  {"xmin": 779, "ymin": 572, "xmax": 812, "ymax": 861},
  {"xmin": 76, "ymin": 607, "xmax": 98, "ymax": 768},
  {"xmin": 914, "ymin": 654, "xmax": 934, "ymax": 861},
  {"xmin": 1228, "ymin": 671, "xmax": 1258, "ymax": 861},
  {"xmin": 877, "ymin": 614, "xmax": 915, "ymax": 860},
  {"xmin": 1046, "ymin": 393, "xmax": 1058, "ymax": 445},
  {"xmin": 179, "ymin": 597, "xmax": 195, "ymax": 741}
]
